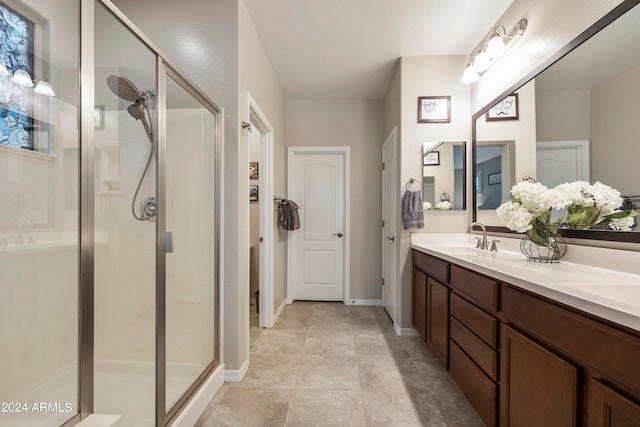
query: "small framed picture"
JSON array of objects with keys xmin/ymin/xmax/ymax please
[
  {"xmin": 249, "ymin": 185, "xmax": 259, "ymax": 202},
  {"xmin": 423, "ymin": 151, "xmax": 440, "ymax": 166},
  {"xmin": 418, "ymin": 96, "xmax": 451, "ymax": 123},
  {"xmin": 488, "ymin": 172, "xmax": 502, "ymax": 185},
  {"xmin": 486, "ymin": 94, "xmax": 519, "ymax": 121},
  {"xmin": 249, "ymin": 162, "xmax": 259, "ymax": 179}
]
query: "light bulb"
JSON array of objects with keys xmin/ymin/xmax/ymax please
[
  {"xmin": 11, "ymin": 69, "xmax": 33, "ymax": 87},
  {"xmin": 461, "ymin": 63, "xmax": 479, "ymax": 84},
  {"xmin": 34, "ymin": 80, "xmax": 55, "ymax": 96},
  {"xmin": 487, "ymin": 34, "xmax": 506, "ymax": 59},
  {"xmin": 474, "ymin": 51, "xmax": 492, "ymax": 72}
]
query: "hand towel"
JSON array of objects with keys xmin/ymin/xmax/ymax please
[{"xmin": 402, "ymin": 190, "xmax": 424, "ymax": 230}]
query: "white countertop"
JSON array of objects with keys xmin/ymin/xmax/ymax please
[{"xmin": 411, "ymin": 233, "xmax": 640, "ymax": 332}]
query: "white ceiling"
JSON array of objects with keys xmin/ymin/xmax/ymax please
[{"xmin": 243, "ymin": 0, "xmax": 513, "ymax": 100}]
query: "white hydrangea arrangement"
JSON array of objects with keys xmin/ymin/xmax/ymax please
[
  {"xmin": 423, "ymin": 200, "xmax": 452, "ymax": 210},
  {"xmin": 497, "ymin": 180, "xmax": 637, "ymax": 239}
]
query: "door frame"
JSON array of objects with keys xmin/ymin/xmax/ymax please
[
  {"xmin": 382, "ymin": 127, "xmax": 397, "ymax": 321},
  {"xmin": 245, "ymin": 92, "xmax": 275, "ymax": 328},
  {"xmin": 286, "ymin": 146, "xmax": 351, "ymax": 304}
]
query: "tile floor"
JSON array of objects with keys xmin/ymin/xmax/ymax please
[{"xmin": 195, "ymin": 302, "xmax": 485, "ymax": 426}]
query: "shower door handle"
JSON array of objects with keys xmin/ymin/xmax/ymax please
[{"xmin": 166, "ymin": 231, "xmax": 173, "ymax": 253}]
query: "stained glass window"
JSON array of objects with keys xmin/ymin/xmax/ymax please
[{"xmin": 0, "ymin": 3, "xmax": 34, "ymax": 149}]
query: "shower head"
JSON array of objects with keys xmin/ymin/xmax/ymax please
[
  {"xmin": 106, "ymin": 75, "xmax": 140, "ymax": 102},
  {"xmin": 127, "ymin": 102, "xmax": 146, "ymax": 121},
  {"xmin": 107, "ymin": 75, "xmax": 153, "ymax": 141}
]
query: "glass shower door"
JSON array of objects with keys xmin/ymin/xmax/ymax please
[
  {"xmin": 93, "ymin": 2, "xmax": 158, "ymax": 426},
  {"xmin": 163, "ymin": 70, "xmax": 218, "ymax": 417}
]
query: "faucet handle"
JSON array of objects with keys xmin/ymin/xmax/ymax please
[
  {"xmin": 475, "ymin": 237, "xmax": 482, "ymax": 249},
  {"xmin": 490, "ymin": 239, "xmax": 500, "ymax": 252}
]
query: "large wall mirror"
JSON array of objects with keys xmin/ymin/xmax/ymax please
[
  {"xmin": 473, "ymin": 0, "xmax": 640, "ymax": 243},
  {"xmin": 422, "ymin": 141, "xmax": 466, "ymax": 210}
]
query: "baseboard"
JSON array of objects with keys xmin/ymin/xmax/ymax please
[
  {"xmin": 224, "ymin": 358, "xmax": 249, "ymax": 383},
  {"xmin": 272, "ymin": 299, "xmax": 287, "ymax": 326},
  {"xmin": 394, "ymin": 323, "xmax": 420, "ymax": 337},
  {"xmin": 345, "ymin": 299, "xmax": 383, "ymax": 306},
  {"xmin": 170, "ymin": 363, "xmax": 225, "ymax": 427}
]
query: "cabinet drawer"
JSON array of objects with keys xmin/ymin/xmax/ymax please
[
  {"xmin": 450, "ymin": 316, "xmax": 498, "ymax": 381},
  {"xmin": 412, "ymin": 250, "xmax": 449, "ymax": 284},
  {"xmin": 503, "ymin": 285, "xmax": 640, "ymax": 395},
  {"xmin": 450, "ymin": 293, "xmax": 498, "ymax": 349},
  {"xmin": 450, "ymin": 265, "xmax": 498, "ymax": 312},
  {"xmin": 450, "ymin": 340, "xmax": 497, "ymax": 427}
]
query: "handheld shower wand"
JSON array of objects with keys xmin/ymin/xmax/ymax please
[{"xmin": 106, "ymin": 75, "xmax": 156, "ymax": 221}]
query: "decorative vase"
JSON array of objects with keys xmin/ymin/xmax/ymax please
[{"xmin": 520, "ymin": 228, "xmax": 568, "ymax": 263}]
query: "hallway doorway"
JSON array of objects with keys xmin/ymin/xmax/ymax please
[{"xmin": 246, "ymin": 93, "xmax": 276, "ymax": 328}]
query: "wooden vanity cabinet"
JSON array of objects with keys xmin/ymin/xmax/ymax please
[
  {"xmin": 588, "ymin": 379, "xmax": 640, "ymax": 427},
  {"xmin": 412, "ymin": 251, "xmax": 450, "ymax": 361},
  {"xmin": 448, "ymin": 265, "xmax": 500, "ymax": 426},
  {"xmin": 411, "ymin": 248, "xmax": 640, "ymax": 427},
  {"xmin": 427, "ymin": 277, "xmax": 449, "ymax": 367},
  {"xmin": 412, "ymin": 268, "xmax": 427, "ymax": 340},
  {"xmin": 502, "ymin": 285, "xmax": 640, "ymax": 427},
  {"xmin": 501, "ymin": 324, "xmax": 578, "ymax": 426}
]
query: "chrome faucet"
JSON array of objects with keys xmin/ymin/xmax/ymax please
[{"xmin": 467, "ymin": 221, "xmax": 488, "ymax": 250}]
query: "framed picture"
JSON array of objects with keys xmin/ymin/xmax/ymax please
[
  {"xmin": 249, "ymin": 161, "xmax": 259, "ymax": 179},
  {"xmin": 486, "ymin": 94, "xmax": 519, "ymax": 121},
  {"xmin": 418, "ymin": 96, "xmax": 451, "ymax": 123},
  {"xmin": 423, "ymin": 151, "xmax": 440, "ymax": 166},
  {"xmin": 488, "ymin": 172, "xmax": 502, "ymax": 185},
  {"xmin": 249, "ymin": 185, "xmax": 259, "ymax": 202}
]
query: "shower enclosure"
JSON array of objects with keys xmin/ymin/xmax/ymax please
[{"xmin": 0, "ymin": 1, "xmax": 222, "ymax": 426}]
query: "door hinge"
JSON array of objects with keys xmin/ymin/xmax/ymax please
[
  {"xmin": 382, "ymin": 220, "xmax": 385, "ymax": 228},
  {"xmin": 382, "ymin": 162, "xmax": 385, "ymax": 171},
  {"xmin": 382, "ymin": 277, "xmax": 385, "ymax": 286}
]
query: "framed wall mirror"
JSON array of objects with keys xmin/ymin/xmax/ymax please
[
  {"xmin": 422, "ymin": 141, "xmax": 466, "ymax": 210},
  {"xmin": 473, "ymin": 0, "xmax": 640, "ymax": 243}
]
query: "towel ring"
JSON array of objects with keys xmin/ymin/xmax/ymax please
[{"xmin": 405, "ymin": 178, "xmax": 421, "ymax": 191}]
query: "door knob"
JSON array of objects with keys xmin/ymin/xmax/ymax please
[
  {"xmin": 333, "ymin": 232, "xmax": 343, "ymax": 238},
  {"xmin": 386, "ymin": 236, "xmax": 395, "ymax": 242}
]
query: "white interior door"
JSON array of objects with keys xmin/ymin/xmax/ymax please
[
  {"xmin": 382, "ymin": 129, "xmax": 397, "ymax": 321},
  {"xmin": 537, "ymin": 140, "xmax": 590, "ymax": 187},
  {"xmin": 288, "ymin": 148, "xmax": 348, "ymax": 301}
]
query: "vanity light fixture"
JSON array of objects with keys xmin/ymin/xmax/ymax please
[
  {"xmin": 461, "ymin": 18, "xmax": 527, "ymax": 84},
  {"xmin": 11, "ymin": 69, "xmax": 34, "ymax": 87}
]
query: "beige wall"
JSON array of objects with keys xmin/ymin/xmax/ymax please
[
  {"xmin": 471, "ymin": 0, "xmax": 624, "ymax": 114},
  {"xmin": 536, "ymin": 88, "xmax": 591, "ymax": 142},
  {"xmin": 591, "ymin": 65, "xmax": 640, "ymax": 196},
  {"xmin": 394, "ymin": 55, "xmax": 473, "ymax": 328},
  {"xmin": 239, "ymin": 1, "xmax": 287, "ymax": 338},
  {"xmin": 285, "ymin": 99, "xmax": 385, "ymax": 301}
]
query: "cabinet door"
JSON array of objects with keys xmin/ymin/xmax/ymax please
[
  {"xmin": 427, "ymin": 277, "xmax": 449, "ymax": 368},
  {"xmin": 588, "ymin": 379, "xmax": 640, "ymax": 427},
  {"xmin": 412, "ymin": 268, "xmax": 427, "ymax": 340},
  {"xmin": 501, "ymin": 325, "xmax": 578, "ymax": 427}
]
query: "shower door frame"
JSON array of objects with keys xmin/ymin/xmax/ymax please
[{"xmin": 78, "ymin": 1, "xmax": 224, "ymax": 425}]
